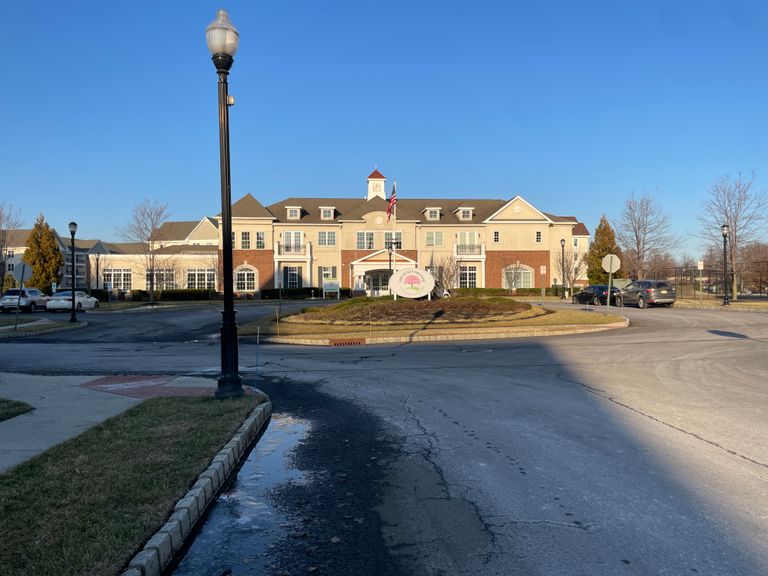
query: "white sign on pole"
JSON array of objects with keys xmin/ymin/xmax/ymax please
[
  {"xmin": 697, "ymin": 260, "xmax": 704, "ymax": 271},
  {"xmin": 389, "ymin": 268, "xmax": 435, "ymax": 299},
  {"xmin": 13, "ymin": 263, "xmax": 30, "ymax": 285},
  {"xmin": 601, "ymin": 255, "xmax": 621, "ymax": 309},
  {"xmin": 540, "ymin": 265, "xmax": 547, "ymax": 275}
]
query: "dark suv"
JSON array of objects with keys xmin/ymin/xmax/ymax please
[{"xmin": 620, "ymin": 280, "xmax": 675, "ymax": 308}]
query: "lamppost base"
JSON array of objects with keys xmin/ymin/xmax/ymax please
[
  {"xmin": 69, "ymin": 314, "xmax": 77, "ymax": 323},
  {"xmin": 215, "ymin": 375, "xmax": 244, "ymax": 398}
]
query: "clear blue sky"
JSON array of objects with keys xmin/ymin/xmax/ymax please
[{"xmin": 2, "ymin": 1, "xmax": 767, "ymax": 258}]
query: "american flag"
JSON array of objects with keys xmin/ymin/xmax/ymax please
[{"xmin": 386, "ymin": 180, "xmax": 397, "ymax": 222}]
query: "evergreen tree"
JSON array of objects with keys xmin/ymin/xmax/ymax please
[
  {"xmin": 23, "ymin": 214, "xmax": 63, "ymax": 295},
  {"xmin": 587, "ymin": 216, "xmax": 623, "ymax": 284}
]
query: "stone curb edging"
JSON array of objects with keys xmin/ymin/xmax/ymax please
[
  {"xmin": 258, "ymin": 319, "xmax": 630, "ymax": 346},
  {"xmin": 0, "ymin": 321, "xmax": 88, "ymax": 339},
  {"xmin": 120, "ymin": 399, "xmax": 273, "ymax": 576}
]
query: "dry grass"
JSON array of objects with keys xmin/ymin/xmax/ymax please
[{"xmin": 0, "ymin": 394, "xmax": 264, "ymax": 576}]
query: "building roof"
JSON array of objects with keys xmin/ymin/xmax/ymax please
[
  {"xmin": 227, "ymin": 194, "xmax": 276, "ymax": 219},
  {"xmin": 572, "ymin": 223, "xmax": 590, "ymax": 236},
  {"xmin": 151, "ymin": 221, "xmax": 198, "ymax": 242},
  {"xmin": 367, "ymin": 169, "xmax": 386, "ymax": 179},
  {"xmin": 3, "ymin": 229, "xmax": 32, "ymax": 248}
]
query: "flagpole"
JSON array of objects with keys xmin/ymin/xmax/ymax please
[{"xmin": 392, "ymin": 179, "xmax": 397, "ymax": 300}]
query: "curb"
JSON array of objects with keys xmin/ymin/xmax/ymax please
[
  {"xmin": 258, "ymin": 319, "xmax": 630, "ymax": 346},
  {"xmin": 0, "ymin": 320, "xmax": 88, "ymax": 339},
  {"xmin": 119, "ymin": 398, "xmax": 273, "ymax": 576}
]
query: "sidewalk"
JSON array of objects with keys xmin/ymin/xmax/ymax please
[{"xmin": 0, "ymin": 372, "xmax": 222, "ymax": 473}]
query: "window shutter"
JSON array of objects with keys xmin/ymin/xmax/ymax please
[
  {"xmin": 318, "ymin": 266, "xmax": 323, "ymax": 287},
  {"xmin": 283, "ymin": 267, "xmax": 288, "ymax": 289},
  {"xmin": 297, "ymin": 266, "xmax": 303, "ymax": 288},
  {"xmin": 332, "ymin": 266, "xmax": 337, "ymax": 278}
]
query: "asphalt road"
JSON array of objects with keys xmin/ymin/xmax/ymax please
[{"xmin": 2, "ymin": 303, "xmax": 768, "ymax": 575}]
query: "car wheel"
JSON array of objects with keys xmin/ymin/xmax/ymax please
[
  {"xmin": 592, "ymin": 297, "xmax": 601, "ymax": 306},
  {"xmin": 77, "ymin": 303, "xmax": 83, "ymax": 312},
  {"xmin": 1, "ymin": 308, "xmax": 8, "ymax": 314},
  {"xmin": 572, "ymin": 296, "xmax": 577, "ymax": 304},
  {"xmin": 637, "ymin": 296, "xmax": 646, "ymax": 309},
  {"xmin": 94, "ymin": 301, "xmax": 100, "ymax": 308},
  {"xmin": 665, "ymin": 302, "xmax": 674, "ymax": 308},
  {"xmin": 615, "ymin": 296, "xmax": 622, "ymax": 307},
  {"xmin": 29, "ymin": 303, "xmax": 36, "ymax": 313}
]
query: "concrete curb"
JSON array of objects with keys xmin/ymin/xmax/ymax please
[
  {"xmin": 120, "ymin": 398, "xmax": 273, "ymax": 576},
  {"xmin": 258, "ymin": 319, "xmax": 630, "ymax": 346},
  {"xmin": 0, "ymin": 320, "xmax": 88, "ymax": 339}
]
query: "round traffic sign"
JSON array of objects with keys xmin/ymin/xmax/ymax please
[{"xmin": 602, "ymin": 254, "xmax": 620, "ymax": 274}]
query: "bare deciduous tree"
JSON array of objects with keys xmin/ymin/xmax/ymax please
[
  {"xmin": 120, "ymin": 199, "xmax": 170, "ymax": 303},
  {"xmin": 428, "ymin": 255, "xmax": 462, "ymax": 289},
  {"xmin": 698, "ymin": 172, "xmax": 768, "ymax": 301},
  {"xmin": 554, "ymin": 247, "xmax": 588, "ymax": 295},
  {"xmin": 616, "ymin": 192, "xmax": 676, "ymax": 280},
  {"xmin": 0, "ymin": 203, "xmax": 23, "ymax": 290},
  {"xmin": 501, "ymin": 260, "xmax": 525, "ymax": 293}
]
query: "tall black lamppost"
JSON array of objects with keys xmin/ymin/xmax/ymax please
[
  {"xmin": 560, "ymin": 238, "xmax": 566, "ymax": 299},
  {"xmin": 69, "ymin": 221, "xmax": 77, "ymax": 322},
  {"xmin": 721, "ymin": 224, "xmax": 729, "ymax": 306},
  {"xmin": 207, "ymin": 9, "xmax": 243, "ymax": 398}
]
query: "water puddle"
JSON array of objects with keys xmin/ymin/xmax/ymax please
[{"xmin": 171, "ymin": 413, "xmax": 309, "ymax": 575}]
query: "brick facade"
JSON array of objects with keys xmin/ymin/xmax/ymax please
[
  {"xmin": 228, "ymin": 249, "xmax": 275, "ymax": 291},
  {"xmin": 485, "ymin": 250, "xmax": 550, "ymax": 288}
]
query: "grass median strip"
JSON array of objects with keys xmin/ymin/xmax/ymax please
[
  {"xmin": 0, "ymin": 394, "xmax": 263, "ymax": 576},
  {"xmin": 0, "ymin": 398, "xmax": 33, "ymax": 422}
]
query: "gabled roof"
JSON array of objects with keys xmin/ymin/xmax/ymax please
[
  {"xmin": 367, "ymin": 169, "xmax": 386, "ymax": 180},
  {"xmin": 572, "ymin": 223, "xmax": 590, "ymax": 236},
  {"xmin": 267, "ymin": 198, "xmax": 363, "ymax": 223},
  {"xmin": 150, "ymin": 221, "xmax": 198, "ymax": 242},
  {"xmin": 2, "ymin": 229, "xmax": 32, "ymax": 248},
  {"xmin": 226, "ymin": 194, "xmax": 276, "ymax": 219}
]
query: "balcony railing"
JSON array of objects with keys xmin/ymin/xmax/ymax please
[
  {"xmin": 277, "ymin": 243, "xmax": 306, "ymax": 256},
  {"xmin": 455, "ymin": 244, "xmax": 483, "ymax": 256}
]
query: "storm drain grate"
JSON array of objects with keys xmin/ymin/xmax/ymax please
[{"xmin": 329, "ymin": 338, "xmax": 366, "ymax": 347}]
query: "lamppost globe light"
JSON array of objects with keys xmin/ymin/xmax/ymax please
[
  {"xmin": 206, "ymin": 10, "xmax": 239, "ymax": 57},
  {"xmin": 560, "ymin": 239, "xmax": 565, "ymax": 248},
  {"xmin": 721, "ymin": 223, "xmax": 729, "ymax": 237},
  {"xmin": 69, "ymin": 221, "xmax": 77, "ymax": 235}
]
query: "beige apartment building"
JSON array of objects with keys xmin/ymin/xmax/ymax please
[{"xmin": 3, "ymin": 170, "xmax": 590, "ymax": 296}]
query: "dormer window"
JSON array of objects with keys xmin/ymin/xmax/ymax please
[
  {"xmin": 456, "ymin": 207, "xmax": 474, "ymax": 221},
  {"xmin": 286, "ymin": 206, "xmax": 301, "ymax": 220},
  {"xmin": 425, "ymin": 207, "xmax": 441, "ymax": 221},
  {"xmin": 320, "ymin": 207, "xmax": 335, "ymax": 221}
]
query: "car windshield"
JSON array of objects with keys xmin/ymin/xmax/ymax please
[
  {"xmin": 53, "ymin": 291, "xmax": 72, "ymax": 298},
  {"xmin": 2, "ymin": 290, "xmax": 21, "ymax": 297}
]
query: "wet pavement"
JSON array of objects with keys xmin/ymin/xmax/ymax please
[
  {"xmin": 170, "ymin": 374, "xmax": 410, "ymax": 576},
  {"xmin": 171, "ymin": 415, "xmax": 309, "ymax": 576}
]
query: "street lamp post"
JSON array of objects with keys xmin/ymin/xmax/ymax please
[
  {"xmin": 721, "ymin": 224, "xmax": 729, "ymax": 306},
  {"xmin": 207, "ymin": 9, "xmax": 243, "ymax": 398},
  {"xmin": 69, "ymin": 222, "xmax": 77, "ymax": 322},
  {"xmin": 560, "ymin": 238, "xmax": 566, "ymax": 299}
]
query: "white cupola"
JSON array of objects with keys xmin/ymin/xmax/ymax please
[{"xmin": 366, "ymin": 169, "xmax": 386, "ymax": 200}]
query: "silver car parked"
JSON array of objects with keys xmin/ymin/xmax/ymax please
[
  {"xmin": 620, "ymin": 280, "xmax": 676, "ymax": 308},
  {"xmin": 0, "ymin": 288, "xmax": 50, "ymax": 313}
]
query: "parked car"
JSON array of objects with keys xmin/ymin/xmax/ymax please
[
  {"xmin": 0, "ymin": 288, "xmax": 50, "ymax": 313},
  {"xmin": 572, "ymin": 285, "xmax": 621, "ymax": 305},
  {"xmin": 620, "ymin": 280, "xmax": 676, "ymax": 308},
  {"xmin": 46, "ymin": 291, "xmax": 100, "ymax": 312}
]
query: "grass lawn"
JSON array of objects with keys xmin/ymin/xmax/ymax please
[
  {"xmin": 239, "ymin": 296, "xmax": 624, "ymax": 339},
  {"xmin": 0, "ymin": 394, "xmax": 264, "ymax": 576},
  {"xmin": 0, "ymin": 398, "xmax": 34, "ymax": 422},
  {"xmin": 0, "ymin": 317, "xmax": 36, "ymax": 327}
]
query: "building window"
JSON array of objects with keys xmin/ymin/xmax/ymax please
[
  {"xmin": 459, "ymin": 265, "xmax": 477, "ymax": 288},
  {"xmin": 103, "ymin": 268, "xmax": 132, "ymax": 291},
  {"xmin": 426, "ymin": 231, "xmax": 443, "ymax": 247},
  {"xmin": 356, "ymin": 231, "xmax": 374, "ymax": 250},
  {"xmin": 287, "ymin": 207, "xmax": 301, "ymax": 220},
  {"xmin": 502, "ymin": 265, "xmax": 533, "ymax": 289},
  {"xmin": 573, "ymin": 238, "xmax": 578, "ymax": 247},
  {"xmin": 493, "ymin": 231, "xmax": 500, "ymax": 243},
  {"xmin": 236, "ymin": 268, "xmax": 256, "ymax": 291},
  {"xmin": 286, "ymin": 266, "xmax": 299, "ymax": 289},
  {"xmin": 318, "ymin": 231, "xmax": 337, "ymax": 246},
  {"xmin": 321, "ymin": 208, "xmax": 334, "ymax": 220},
  {"xmin": 458, "ymin": 208, "xmax": 473, "ymax": 220},
  {"xmin": 7, "ymin": 262, "xmax": 14, "ymax": 272},
  {"xmin": 187, "ymin": 268, "xmax": 216, "ymax": 290},
  {"xmin": 535, "ymin": 231, "xmax": 542, "ymax": 243},
  {"xmin": 231, "ymin": 231, "xmax": 236, "ymax": 248},
  {"xmin": 256, "ymin": 231, "xmax": 265, "ymax": 249},
  {"xmin": 6, "ymin": 250, "xmax": 13, "ymax": 258},
  {"xmin": 146, "ymin": 269, "xmax": 176, "ymax": 290},
  {"xmin": 241, "ymin": 231, "xmax": 251, "ymax": 249},
  {"xmin": 426, "ymin": 209, "xmax": 440, "ymax": 221},
  {"xmin": 384, "ymin": 231, "xmax": 402, "ymax": 249}
]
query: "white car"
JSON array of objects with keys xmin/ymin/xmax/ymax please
[{"xmin": 46, "ymin": 291, "xmax": 100, "ymax": 312}]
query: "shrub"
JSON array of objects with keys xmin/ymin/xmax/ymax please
[
  {"xmin": 130, "ymin": 290, "xmax": 149, "ymax": 301},
  {"xmin": 157, "ymin": 289, "xmax": 216, "ymax": 301},
  {"xmin": 90, "ymin": 289, "xmax": 109, "ymax": 302}
]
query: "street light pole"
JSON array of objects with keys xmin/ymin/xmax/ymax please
[
  {"xmin": 721, "ymin": 224, "xmax": 729, "ymax": 306},
  {"xmin": 560, "ymin": 238, "xmax": 566, "ymax": 300},
  {"xmin": 69, "ymin": 221, "xmax": 77, "ymax": 322},
  {"xmin": 207, "ymin": 10, "xmax": 243, "ymax": 398}
]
